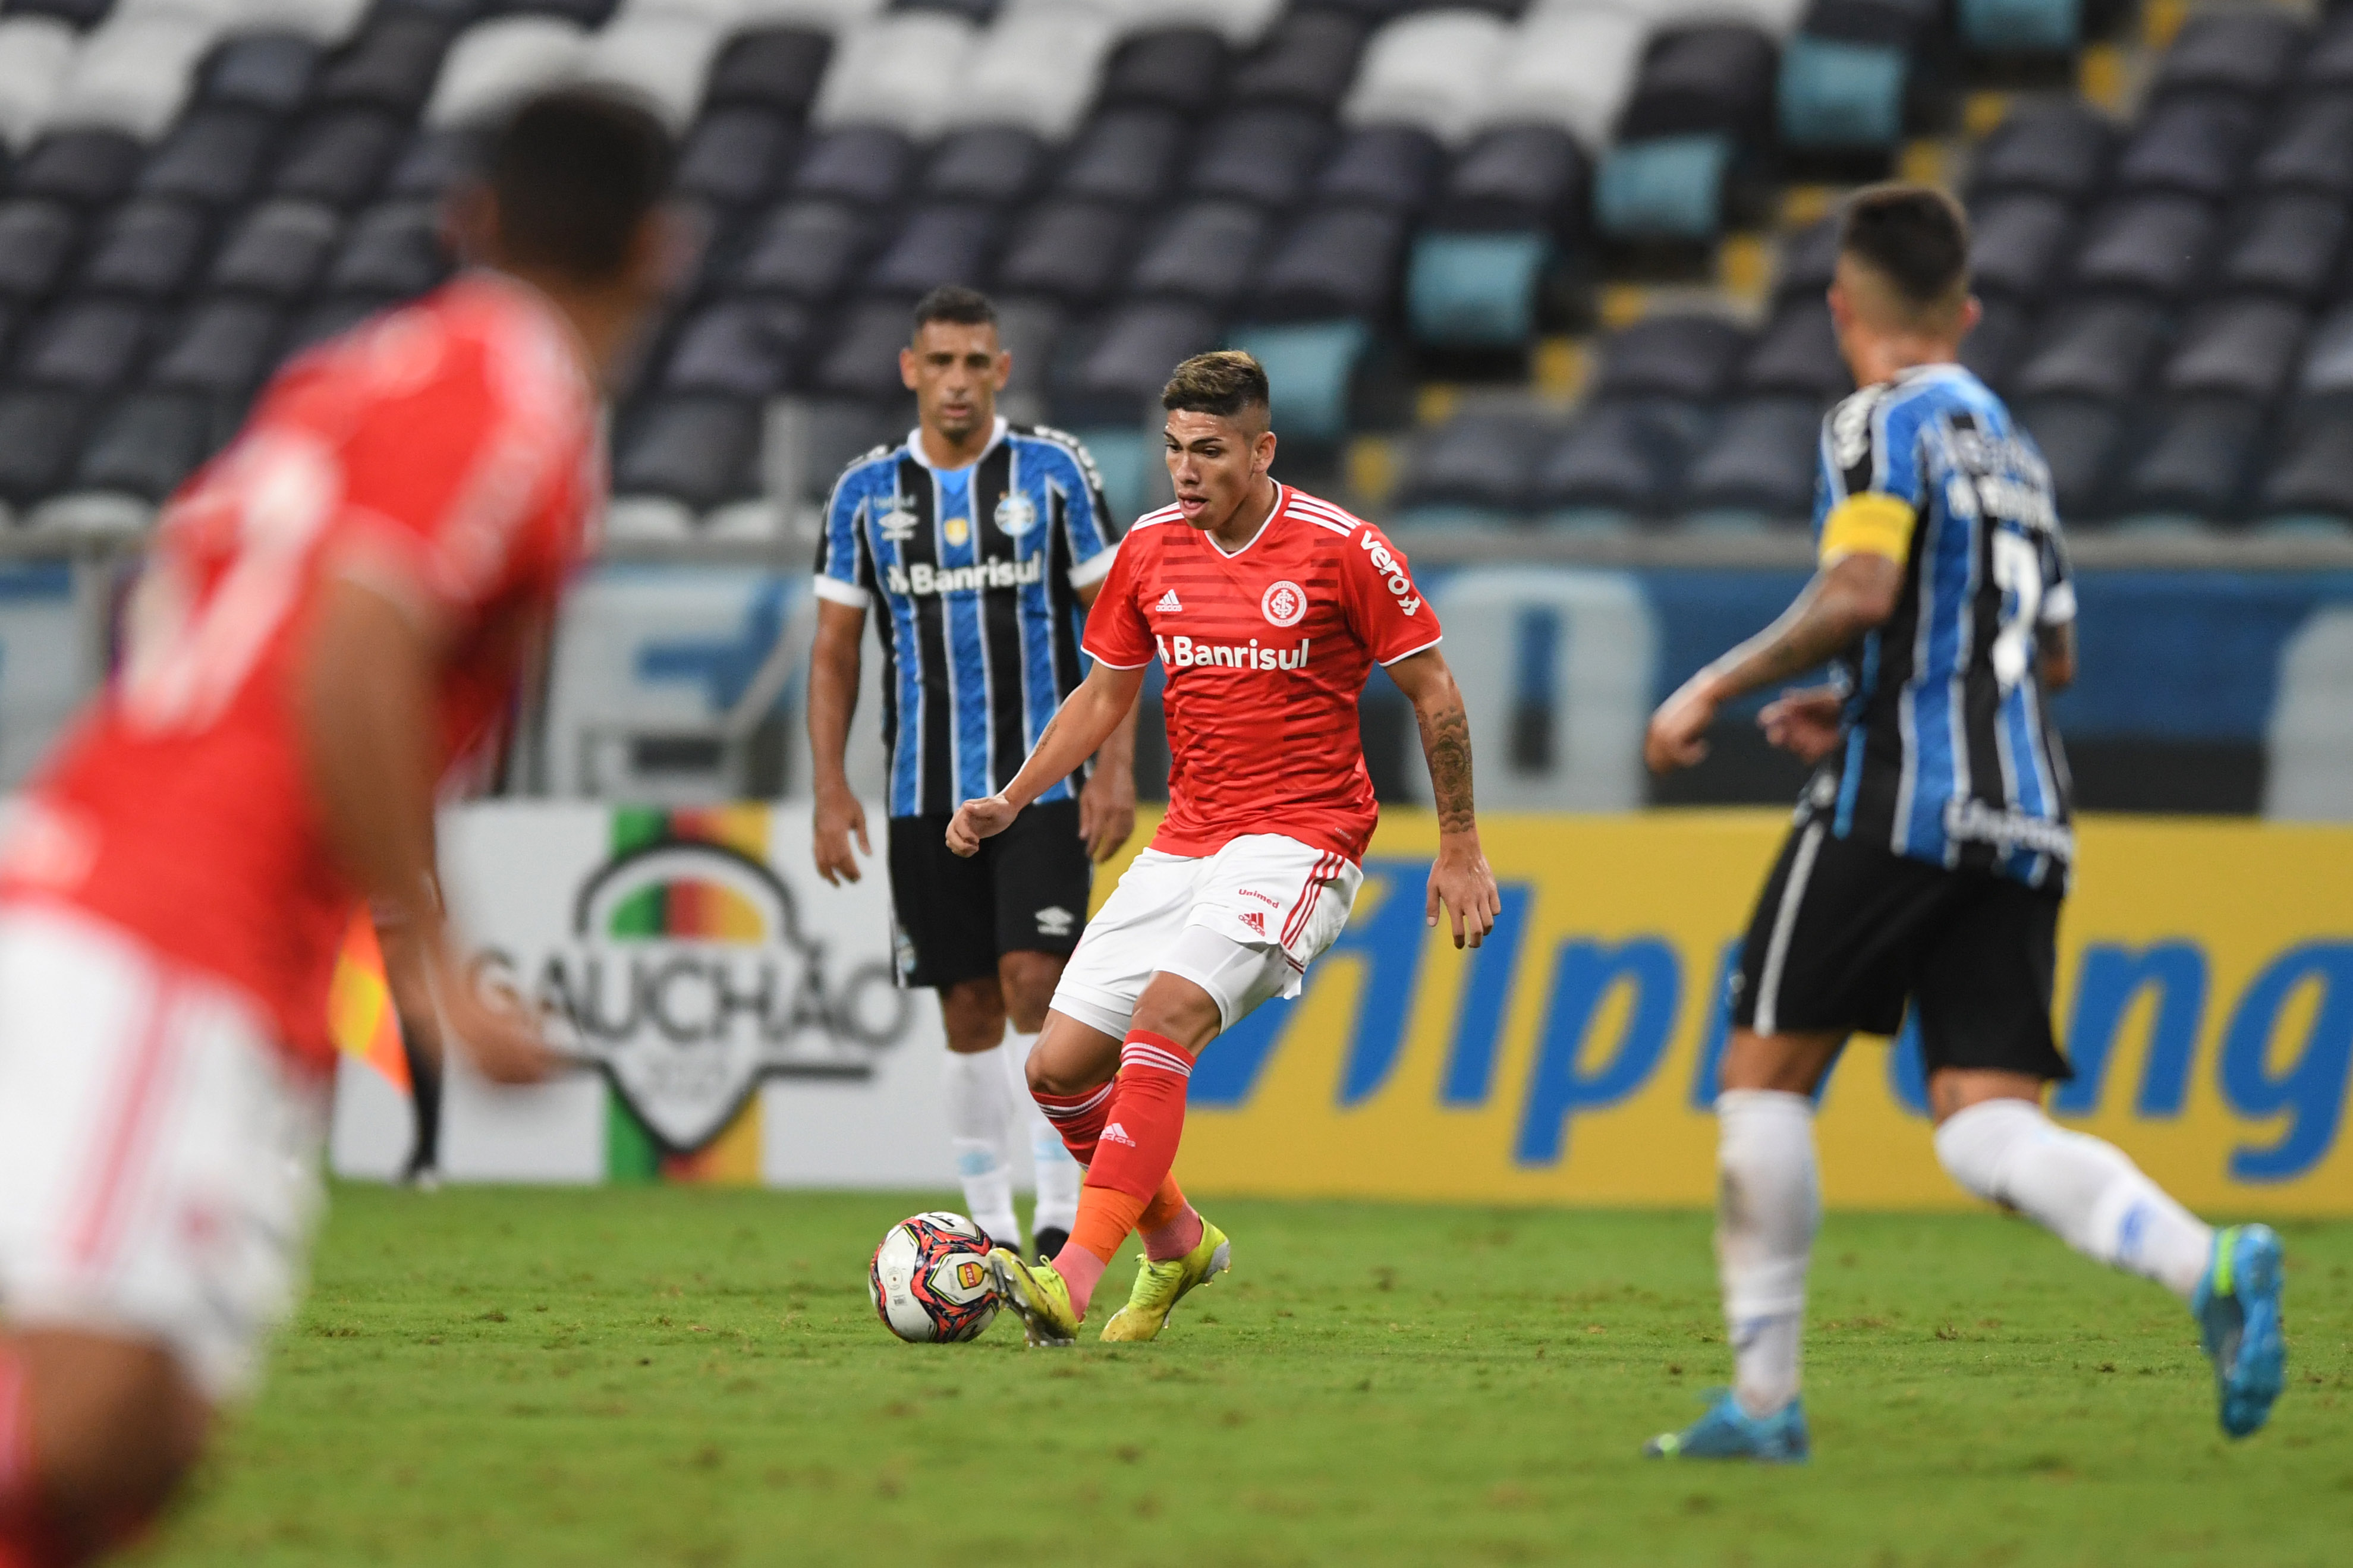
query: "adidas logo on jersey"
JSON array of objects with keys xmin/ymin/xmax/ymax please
[
  {"xmin": 1102, "ymin": 1122, "xmax": 1135, "ymax": 1147},
  {"xmin": 1156, "ymin": 589, "xmax": 1182, "ymax": 612},
  {"xmin": 1156, "ymin": 634, "xmax": 1311, "ymax": 672}
]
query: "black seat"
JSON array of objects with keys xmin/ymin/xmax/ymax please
[
  {"xmin": 614, "ymin": 396, "xmax": 762, "ymax": 511},
  {"xmin": 17, "ymin": 300, "xmax": 153, "ymax": 392},
  {"xmin": 12, "ymin": 131, "xmax": 144, "ymax": 209},
  {"xmin": 2112, "ymin": 397, "xmax": 2265, "ymax": 519},
  {"xmin": 1959, "ymin": 295, "xmax": 2032, "ymax": 392},
  {"xmin": 2304, "ymin": 10, "xmax": 2353, "ymax": 95},
  {"xmin": 1061, "ymin": 301, "xmax": 1220, "ymax": 420},
  {"xmin": 2013, "ymin": 396, "xmax": 2124, "ymax": 519},
  {"xmin": 2113, "ymin": 96, "xmax": 2261, "ymax": 203},
  {"xmin": 2071, "ymin": 196, "xmax": 2218, "ymax": 300},
  {"xmin": 866, "ymin": 204, "xmax": 1000, "ymax": 298},
  {"xmin": 1127, "ymin": 201, "xmax": 1272, "ymax": 310},
  {"xmin": 1682, "ymin": 396, "xmax": 1823, "ymax": 518},
  {"xmin": 0, "ymin": 392, "xmax": 92, "ymax": 509},
  {"xmin": 197, "ymin": 33, "xmax": 321, "ymax": 116},
  {"xmin": 271, "ymin": 110, "xmax": 408, "ymax": 209},
  {"xmin": 791, "ymin": 126, "xmax": 916, "ymax": 208},
  {"xmin": 1968, "ymin": 101, "xmax": 2115, "ymax": 206},
  {"xmin": 73, "ymin": 391, "xmax": 237, "ymax": 502},
  {"xmin": 994, "ymin": 202, "xmax": 1135, "ymax": 307},
  {"xmin": 2253, "ymin": 94, "xmax": 2353, "ymax": 200},
  {"xmin": 137, "ymin": 108, "xmax": 275, "ymax": 210},
  {"xmin": 206, "ymin": 201, "xmax": 341, "ymax": 299},
  {"xmin": 675, "ymin": 107, "xmax": 797, "ymax": 210},
  {"xmin": 1775, "ymin": 216, "xmax": 1841, "ymax": 303},
  {"xmin": 2011, "ymin": 297, "xmax": 2166, "ymax": 402},
  {"xmin": 1617, "ymin": 24, "xmax": 1779, "ymax": 142},
  {"xmin": 147, "ymin": 298, "xmax": 285, "ymax": 393},
  {"xmin": 1099, "ymin": 27, "xmax": 1228, "ymax": 116},
  {"xmin": 2152, "ymin": 11, "xmax": 2306, "ymax": 101},
  {"xmin": 0, "ymin": 202, "xmax": 80, "ymax": 303},
  {"xmin": 921, "ymin": 127, "xmax": 1046, "ymax": 206},
  {"xmin": 1315, "ymin": 125, "xmax": 1446, "ymax": 213},
  {"xmin": 1251, "ymin": 206, "xmax": 1408, "ymax": 322},
  {"xmin": 2214, "ymin": 194, "xmax": 2348, "ymax": 303},
  {"xmin": 813, "ymin": 298, "xmax": 915, "ymax": 401},
  {"xmin": 1429, "ymin": 125, "xmax": 1588, "ymax": 238},
  {"xmin": 1055, "ymin": 108, "xmax": 1188, "ymax": 209},
  {"xmin": 1188, "ymin": 108, "xmax": 1334, "ymax": 210},
  {"xmin": 2302, "ymin": 305, "xmax": 2353, "ymax": 399},
  {"xmin": 312, "ymin": 13, "xmax": 457, "ymax": 117},
  {"xmin": 1226, "ymin": 10, "xmax": 1366, "ymax": 112},
  {"xmin": 661, "ymin": 298, "xmax": 812, "ymax": 399},
  {"xmin": 733, "ymin": 201, "xmax": 871, "ymax": 302},
  {"xmin": 703, "ymin": 27, "xmax": 833, "ymax": 115},
  {"xmin": 2257, "ymin": 402, "xmax": 2353, "ymax": 517},
  {"xmin": 1, "ymin": 0, "xmax": 110, "ymax": 26},
  {"xmin": 325, "ymin": 203, "xmax": 445, "ymax": 297},
  {"xmin": 83, "ymin": 201, "xmax": 212, "ymax": 301},
  {"xmin": 384, "ymin": 128, "xmax": 483, "ymax": 201},
  {"xmin": 2159, "ymin": 297, "xmax": 2306, "ymax": 402},
  {"xmin": 1594, "ymin": 313, "xmax": 1750, "ymax": 402},
  {"xmin": 1740, "ymin": 298, "xmax": 1849, "ymax": 400},
  {"xmin": 1531, "ymin": 398, "xmax": 1710, "ymax": 516},
  {"xmin": 1968, "ymin": 193, "xmax": 2077, "ymax": 303},
  {"xmin": 281, "ymin": 293, "xmax": 391, "ymax": 363},
  {"xmin": 1396, "ymin": 414, "xmax": 1552, "ymax": 515}
]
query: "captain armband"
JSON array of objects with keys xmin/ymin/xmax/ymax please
[{"xmin": 1818, "ymin": 493, "xmax": 1917, "ymax": 566}]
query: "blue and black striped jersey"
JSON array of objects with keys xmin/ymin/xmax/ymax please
[
  {"xmin": 813, "ymin": 418, "xmax": 1121, "ymax": 820},
  {"xmin": 1811, "ymin": 364, "xmax": 2077, "ymax": 891}
]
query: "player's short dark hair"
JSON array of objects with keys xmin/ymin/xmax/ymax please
[
  {"xmin": 1161, "ymin": 351, "xmax": 1270, "ymax": 421},
  {"xmin": 489, "ymin": 87, "xmax": 673, "ymax": 283},
  {"xmin": 912, "ymin": 286, "xmax": 998, "ymax": 336},
  {"xmin": 1839, "ymin": 182, "xmax": 1971, "ymax": 313}
]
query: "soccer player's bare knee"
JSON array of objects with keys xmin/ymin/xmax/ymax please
[
  {"xmin": 16, "ymin": 1330, "xmax": 209, "ymax": 1523},
  {"xmin": 938, "ymin": 978, "xmax": 1008, "ymax": 1055},
  {"xmin": 996, "ymin": 951, "xmax": 1063, "ymax": 1035},
  {"xmin": 1719, "ymin": 1028, "xmax": 1844, "ymax": 1097},
  {"xmin": 1129, "ymin": 970, "xmax": 1225, "ymax": 1056},
  {"xmin": 1028, "ymin": 1012, "xmax": 1120, "ymax": 1097}
]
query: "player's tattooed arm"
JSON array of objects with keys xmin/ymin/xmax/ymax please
[
  {"xmin": 1386, "ymin": 648, "xmax": 1500, "ymax": 950},
  {"xmin": 1419, "ymin": 702, "xmax": 1477, "ymax": 835}
]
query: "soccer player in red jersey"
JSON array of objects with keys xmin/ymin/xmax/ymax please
[
  {"xmin": 947, "ymin": 351, "xmax": 1501, "ymax": 1344},
  {"xmin": 0, "ymin": 89, "xmax": 674, "ymax": 1564}
]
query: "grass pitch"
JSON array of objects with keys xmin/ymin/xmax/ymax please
[{"xmin": 141, "ymin": 1185, "xmax": 2348, "ymax": 1568}]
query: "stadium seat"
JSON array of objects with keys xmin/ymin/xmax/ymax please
[
  {"xmin": 1097, "ymin": 27, "xmax": 1227, "ymax": 117},
  {"xmin": 990, "ymin": 291, "xmax": 1058, "ymax": 411},
  {"xmin": 1773, "ymin": 213, "xmax": 1838, "ymax": 301},
  {"xmin": 920, "ymin": 125, "xmax": 1044, "ymax": 205},
  {"xmin": 1061, "ymin": 300, "xmax": 1219, "ymax": 420},
  {"xmin": 809, "ymin": 11, "xmax": 973, "ymax": 140},
  {"xmin": 83, "ymin": 200, "xmax": 210, "ymax": 300},
  {"xmin": 1619, "ymin": 24, "xmax": 1779, "ymax": 144},
  {"xmin": 1593, "ymin": 313, "xmax": 1749, "ymax": 402},
  {"xmin": 48, "ymin": 14, "xmax": 215, "ymax": 141},
  {"xmin": 1429, "ymin": 125, "xmax": 1588, "ymax": 237},
  {"xmin": 424, "ymin": 17, "xmax": 588, "ymax": 129},
  {"xmin": 1777, "ymin": 32, "xmax": 1907, "ymax": 151},
  {"xmin": 147, "ymin": 297, "xmax": 284, "ymax": 392},
  {"xmin": 2253, "ymin": 95, "xmax": 2353, "ymax": 200},
  {"xmin": 865, "ymin": 203, "xmax": 1000, "ymax": 297},
  {"xmin": 324, "ymin": 200, "xmax": 446, "ymax": 295},
  {"xmin": 2151, "ymin": 10, "xmax": 2305, "ymax": 102},
  {"xmin": 1395, "ymin": 410, "xmax": 1552, "ymax": 520},
  {"xmin": 1341, "ymin": 9, "xmax": 1511, "ymax": 146},
  {"xmin": 502, "ymin": 0, "xmax": 620, "ymax": 32},
  {"xmin": 675, "ymin": 106, "xmax": 797, "ymax": 209},
  {"xmin": 0, "ymin": 201, "xmax": 81, "ymax": 301},
  {"xmin": 703, "ymin": 27, "xmax": 833, "ymax": 115},
  {"xmin": 2013, "ymin": 396, "xmax": 2122, "ymax": 518},
  {"xmin": 791, "ymin": 124, "xmax": 916, "ymax": 206},
  {"xmin": 2011, "ymin": 297, "xmax": 2163, "ymax": 402},
  {"xmin": 1251, "ymin": 204, "xmax": 1409, "ymax": 322},
  {"xmin": 2113, "ymin": 96, "xmax": 2260, "ymax": 204},
  {"xmin": 1224, "ymin": 8, "xmax": 1365, "ymax": 114},
  {"xmin": 313, "ymin": 12, "xmax": 457, "ymax": 115},
  {"xmin": 136, "ymin": 106, "xmax": 273, "ymax": 209},
  {"xmin": 1530, "ymin": 398, "xmax": 1710, "ymax": 519},
  {"xmin": 1681, "ymin": 395, "xmax": 1821, "ymax": 519},
  {"xmin": 2111, "ymin": 396, "xmax": 2264, "ymax": 522},
  {"xmin": 1967, "ymin": 193, "xmax": 2076, "ymax": 304},
  {"xmin": 1955, "ymin": 0, "xmax": 2077, "ymax": 55},
  {"xmin": 1126, "ymin": 200, "xmax": 1270, "ymax": 310},
  {"xmin": 0, "ymin": 18, "xmax": 78, "ymax": 156},
  {"xmin": 662, "ymin": 297, "xmax": 812, "ymax": 398},
  {"xmin": 2256, "ymin": 402, "xmax": 2353, "ymax": 519},
  {"xmin": 955, "ymin": 3, "xmax": 1117, "ymax": 141},
  {"xmin": 2214, "ymin": 196, "xmax": 2347, "ymax": 305},
  {"xmin": 1473, "ymin": 8, "xmax": 1649, "ymax": 152},
  {"xmin": 0, "ymin": 391, "xmax": 92, "ymax": 508},
  {"xmin": 732, "ymin": 200, "xmax": 871, "ymax": 301},
  {"xmin": 1596, "ymin": 135, "xmax": 1734, "ymax": 241},
  {"xmin": 1189, "ymin": 106, "xmax": 1333, "ymax": 210},
  {"xmin": 811, "ymin": 296, "xmax": 907, "ymax": 398},
  {"xmin": 17, "ymin": 298, "xmax": 152, "ymax": 390},
  {"xmin": 579, "ymin": 12, "xmax": 728, "ymax": 128},
  {"xmin": 993, "ymin": 201, "xmax": 1135, "ymax": 306},
  {"xmin": 1967, "ymin": 100, "xmax": 2113, "ymax": 206},
  {"xmin": 614, "ymin": 395, "xmax": 763, "ymax": 513},
  {"xmin": 270, "ymin": 109, "xmax": 407, "ymax": 207},
  {"xmin": 2297, "ymin": 305, "xmax": 2353, "ymax": 398},
  {"xmin": 206, "ymin": 199, "xmax": 342, "ymax": 299},
  {"xmin": 1, "ymin": 0, "xmax": 112, "ymax": 28},
  {"xmin": 1227, "ymin": 319, "xmax": 1367, "ymax": 444},
  {"xmin": 12, "ymin": 129, "xmax": 144, "ymax": 208},
  {"xmin": 2071, "ymin": 196, "xmax": 2217, "ymax": 300},
  {"xmin": 1739, "ymin": 297, "xmax": 1848, "ymax": 400},
  {"xmin": 1959, "ymin": 294, "xmax": 2030, "ymax": 391},
  {"xmin": 1139, "ymin": 0, "xmax": 1283, "ymax": 48},
  {"xmin": 71, "ymin": 389, "xmax": 232, "ymax": 501},
  {"xmin": 1406, "ymin": 230, "xmax": 1547, "ymax": 346},
  {"xmin": 281, "ymin": 289, "xmax": 387, "ymax": 360},
  {"xmin": 1053, "ymin": 107, "xmax": 1186, "ymax": 207},
  {"xmin": 197, "ymin": 32, "xmax": 322, "ymax": 115},
  {"xmin": 2305, "ymin": 10, "xmax": 2353, "ymax": 94},
  {"xmin": 384, "ymin": 124, "xmax": 480, "ymax": 199},
  {"xmin": 1315, "ymin": 124, "xmax": 1446, "ymax": 213}
]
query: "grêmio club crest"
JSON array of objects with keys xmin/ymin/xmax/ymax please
[{"xmin": 473, "ymin": 839, "xmax": 913, "ymax": 1152}]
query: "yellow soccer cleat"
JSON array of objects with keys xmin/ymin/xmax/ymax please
[
  {"xmin": 1100, "ymin": 1218, "xmax": 1231, "ymax": 1343},
  {"xmin": 989, "ymin": 1247, "xmax": 1080, "ymax": 1347}
]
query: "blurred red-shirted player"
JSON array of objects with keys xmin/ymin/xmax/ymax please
[
  {"xmin": 0, "ymin": 89, "xmax": 674, "ymax": 1566},
  {"xmin": 945, "ymin": 351, "xmax": 1503, "ymax": 1348}
]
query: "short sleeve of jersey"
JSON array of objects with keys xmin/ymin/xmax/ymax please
[
  {"xmin": 1042, "ymin": 432, "xmax": 1121, "ymax": 588},
  {"xmin": 1341, "ymin": 523, "xmax": 1443, "ymax": 666},
  {"xmin": 1080, "ymin": 532, "xmax": 1154, "ymax": 669},
  {"xmin": 2039, "ymin": 521, "xmax": 2077, "ymax": 626},
  {"xmin": 814, "ymin": 464, "xmax": 875, "ymax": 609}
]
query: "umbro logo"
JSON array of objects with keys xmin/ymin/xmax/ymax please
[
  {"xmin": 1102, "ymin": 1122, "xmax": 1135, "ymax": 1147},
  {"xmin": 1156, "ymin": 589, "xmax": 1182, "ymax": 613},
  {"xmin": 1035, "ymin": 905, "xmax": 1074, "ymax": 937}
]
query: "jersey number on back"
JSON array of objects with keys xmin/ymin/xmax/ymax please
[{"xmin": 1988, "ymin": 527, "xmax": 2043, "ymax": 693}]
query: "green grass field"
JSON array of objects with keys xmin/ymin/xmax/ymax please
[{"xmin": 137, "ymin": 1185, "xmax": 2348, "ymax": 1568}]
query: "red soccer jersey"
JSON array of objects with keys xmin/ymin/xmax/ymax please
[
  {"xmin": 0, "ymin": 273, "xmax": 600, "ymax": 1067},
  {"xmin": 1083, "ymin": 484, "xmax": 1442, "ymax": 862}
]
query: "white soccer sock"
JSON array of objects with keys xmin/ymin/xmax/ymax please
[
  {"xmin": 1934, "ymin": 1098, "xmax": 2212, "ymax": 1301},
  {"xmin": 1715, "ymin": 1089, "xmax": 1820, "ymax": 1418},
  {"xmin": 1005, "ymin": 1028, "xmax": 1081, "ymax": 1235},
  {"xmin": 944, "ymin": 1044, "xmax": 1020, "ymax": 1251}
]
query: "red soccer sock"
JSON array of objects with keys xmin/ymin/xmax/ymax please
[
  {"xmin": 1138, "ymin": 1175, "xmax": 1203, "ymax": 1262},
  {"xmin": 1031, "ymin": 1078, "xmax": 1116, "ymax": 1166},
  {"xmin": 1084, "ymin": 1031, "xmax": 1196, "ymax": 1202}
]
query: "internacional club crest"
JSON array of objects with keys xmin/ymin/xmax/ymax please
[{"xmin": 1261, "ymin": 580, "xmax": 1308, "ymax": 628}]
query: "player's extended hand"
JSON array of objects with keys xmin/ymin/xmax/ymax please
[
  {"xmin": 1077, "ymin": 766, "xmax": 1136, "ymax": 864},
  {"xmin": 1759, "ymin": 684, "xmax": 1846, "ymax": 766},
  {"xmin": 1644, "ymin": 672, "xmax": 1722, "ymax": 775},
  {"xmin": 432, "ymin": 943, "xmax": 560, "ymax": 1085},
  {"xmin": 812, "ymin": 787, "xmax": 871, "ymax": 886},
  {"xmin": 1426, "ymin": 835, "xmax": 1501, "ymax": 950},
  {"xmin": 945, "ymin": 794, "xmax": 1018, "ymax": 858}
]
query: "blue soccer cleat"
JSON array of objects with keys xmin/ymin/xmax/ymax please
[
  {"xmin": 1643, "ymin": 1389, "xmax": 1810, "ymax": 1463},
  {"xmin": 2192, "ymin": 1223, "xmax": 2285, "ymax": 1439}
]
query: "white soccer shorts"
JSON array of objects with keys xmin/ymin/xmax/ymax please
[
  {"xmin": 0, "ymin": 906, "xmax": 327, "ymax": 1403},
  {"xmin": 1052, "ymin": 833, "xmax": 1363, "ymax": 1037}
]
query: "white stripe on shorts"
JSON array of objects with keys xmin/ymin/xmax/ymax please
[{"xmin": 1753, "ymin": 820, "xmax": 1826, "ymax": 1038}]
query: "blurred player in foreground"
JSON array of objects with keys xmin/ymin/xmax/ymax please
[
  {"xmin": 809, "ymin": 286, "xmax": 1134, "ymax": 1264},
  {"xmin": 1641, "ymin": 185, "xmax": 2283, "ymax": 1463},
  {"xmin": 0, "ymin": 87, "xmax": 673, "ymax": 1563},
  {"xmin": 949, "ymin": 351, "xmax": 1502, "ymax": 1344}
]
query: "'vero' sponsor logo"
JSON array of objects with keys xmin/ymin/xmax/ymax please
[
  {"xmin": 1155, "ymin": 635, "xmax": 1311, "ymax": 671},
  {"xmin": 885, "ymin": 557, "xmax": 1043, "ymax": 596},
  {"xmin": 1359, "ymin": 533, "xmax": 1420, "ymax": 616}
]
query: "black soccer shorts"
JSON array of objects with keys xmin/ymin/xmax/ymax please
[
  {"xmin": 885, "ymin": 799, "xmax": 1093, "ymax": 990},
  {"xmin": 1729, "ymin": 810, "xmax": 2073, "ymax": 1082}
]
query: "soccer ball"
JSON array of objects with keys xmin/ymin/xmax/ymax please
[{"xmin": 868, "ymin": 1211, "xmax": 1001, "ymax": 1343}]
